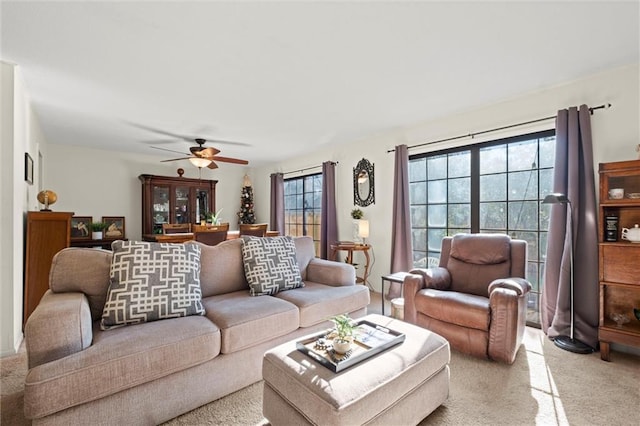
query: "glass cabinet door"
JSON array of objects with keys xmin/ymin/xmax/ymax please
[
  {"xmin": 152, "ymin": 186, "xmax": 170, "ymax": 234},
  {"xmin": 195, "ymin": 189, "xmax": 209, "ymax": 224},
  {"xmin": 174, "ymin": 186, "xmax": 190, "ymax": 224}
]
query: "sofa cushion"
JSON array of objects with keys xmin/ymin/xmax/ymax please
[
  {"xmin": 192, "ymin": 239, "xmax": 249, "ymax": 297},
  {"xmin": 241, "ymin": 236, "xmax": 304, "ymax": 296},
  {"xmin": 274, "ymin": 281, "xmax": 371, "ymax": 327},
  {"xmin": 24, "ymin": 316, "xmax": 220, "ymax": 419},
  {"xmin": 101, "ymin": 241, "xmax": 205, "ymax": 330},
  {"xmin": 202, "ymin": 291, "xmax": 299, "ymax": 354}
]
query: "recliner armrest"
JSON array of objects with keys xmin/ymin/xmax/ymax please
[
  {"xmin": 488, "ymin": 277, "xmax": 531, "ymax": 297},
  {"xmin": 25, "ymin": 290, "xmax": 93, "ymax": 369},
  {"xmin": 306, "ymin": 258, "xmax": 356, "ymax": 287},
  {"xmin": 409, "ymin": 267, "xmax": 451, "ymax": 290}
]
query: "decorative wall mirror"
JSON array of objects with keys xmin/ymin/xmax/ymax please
[{"xmin": 353, "ymin": 158, "xmax": 375, "ymax": 207}]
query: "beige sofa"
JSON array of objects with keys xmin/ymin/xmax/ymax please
[{"xmin": 24, "ymin": 236, "xmax": 370, "ymax": 425}]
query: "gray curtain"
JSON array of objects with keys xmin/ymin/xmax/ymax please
[
  {"xmin": 320, "ymin": 161, "xmax": 338, "ymax": 260},
  {"xmin": 389, "ymin": 144, "xmax": 413, "ymax": 300},
  {"xmin": 542, "ymin": 105, "xmax": 599, "ymax": 349},
  {"xmin": 270, "ymin": 173, "xmax": 284, "ymax": 234}
]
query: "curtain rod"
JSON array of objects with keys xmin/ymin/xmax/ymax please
[
  {"xmin": 386, "ymin": 103, "xmax": 611, "ymax": 153},
  {"xmin": 282, "ymin": 161, "xmax": 338, "ymax": 176}
]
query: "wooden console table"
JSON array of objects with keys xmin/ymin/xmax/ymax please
[{"xmin": 330, "ymin": 242, "xmax": 371, "ymax": 285}]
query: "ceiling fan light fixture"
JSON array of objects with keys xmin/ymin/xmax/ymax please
[{"xmin": 189, "ymin": 157, "xmax": 212, "ymax": 168}]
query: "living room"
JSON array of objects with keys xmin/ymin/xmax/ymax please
[{"xmin": 1, "ymin": 1, "xmax": 639, "ymax": 424}]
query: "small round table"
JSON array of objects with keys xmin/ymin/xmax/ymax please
[{"xmin": 330, "ymin": 242, "xmax": 371, "ymax": 285}]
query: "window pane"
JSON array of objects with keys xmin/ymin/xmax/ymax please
[
  {"xmin": 509, "ymin": 201, "xmax": 538, "ymax": 230},
  {"xmin": 428, "ymin": 205, "xmax": 447, "ymax": 227},
  {"xmin": 448, "ymin": 204, "xmax": 470, "ymax": 228},
  {"xmin": 428, "ymin": 228, "xmax": 446, "ymax": 252},
  {"xmin": 509, "ymin": 170, "xmax": 538, "ymax": 200},
  {"xmin": 411, "ymin": 205, "xmax": 427, "ymax": 228},
  {"xmin": 412, "ymin": 228, "xmax": 427, "ymax": 252},
  {"xmin": 480, "ymin": 145, "xmax": 507, "ymax": 174},
  {"xmin": 480, "ymin": 202, "xmax": 506, "ymax": 230},
  {"xmin": 539, "ymin": 168, "xmax": 554, "ymax": 198},
  {"xmin": 448, "ymin": 151, "xmax": 470, "ymax": 178},
  {"xmin": 508, "ymin": 140, "xmax": 538, "ymax": 172},
  {"xmin": 427, "ymin": 155, "xmax": 447, "ymax": 180},
  {"xmin": 409, "ymin": 158, "xmax": 426, "ymax": 182},
  {"xmin": 480, "ymin": 174, "xmax": 506, "ymax": 202},
  {"xmin": 410, "ymin": 181, "xmax": 427, "ymax": 204},
  {"xmin": 428, "ymin": 180, "xmax": 447, "ymax": 203},
  {"xmin": 448, "ymin": 177, "xmax": 470, "ymax": 203},
  {"xmin": 539, "ymin": 136, "xmax": 556, "ymax": 168}
]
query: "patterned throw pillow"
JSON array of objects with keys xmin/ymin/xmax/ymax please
[
  {"xmin": 101, "ymin": 241, "xmax": 205, "ymax": 330},
  {"xmin": 241, "ymin": 236, "xmax": 304, "ymax": 296}
]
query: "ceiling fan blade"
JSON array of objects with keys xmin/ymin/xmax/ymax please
[
  {"xmin": 194, "ymin": 146, "xmax": 220, "ymax": 157},
  {"xmin": 151, "ymin": 146, "xmax": 190, "ymax": 155},
  {"xmin": 160, "ymin": 157, "xmax": 192, "ymax": 162},
  {"xmin": 128, "ymin": 122, "xmax": 193, "ymax": 142},
  {"xmin": 207, "ymin": 161, "xmax": 219, "ymax": 170},
  {"xmin": 212, "ymin": 156, "xmax": 249, "ymax": 165}
]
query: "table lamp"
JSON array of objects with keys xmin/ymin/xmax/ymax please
[{"xmin": 358, "ymin": 220, "xmax": 369, "ymax": 245}]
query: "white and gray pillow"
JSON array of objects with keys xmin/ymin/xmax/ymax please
[
  {"xmin": 101, "ymin": 241, "xmax": 204, "ymax": 330},
  {"xmin": 241, "ymin": 236, "xmax": 304, "ymax": 296}
]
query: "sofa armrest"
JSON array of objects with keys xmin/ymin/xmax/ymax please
[
  {"xmin": 25, "ymin": 290, "xmax": 93, "ymax": 369},
  {"xmin": 488, "ymin": 277, "xmax": 531, "ymax": 297},
  {"xmin": 306, "ymin": 258, "xmax": 356, "ymax": 287}
]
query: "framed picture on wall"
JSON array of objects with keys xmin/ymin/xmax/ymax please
[
  {"xmin": 24, "ymin": 153, "xmax": 34, "ymax": 185},
  {"xmin": 70, "ymin": 216, "xmax": 92, "ymax": 240},
  {"xmin": 102, "ymin": 216, "xmax": 125, "ymax": 239}
]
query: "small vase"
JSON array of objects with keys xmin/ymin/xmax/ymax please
[
  {"xmin": 92, "ymin": 231, "xmax": 103, "ymax": 240},
  {"xmin": 333, "ymin": 339, "xmax": 352, "ymax": 354}
]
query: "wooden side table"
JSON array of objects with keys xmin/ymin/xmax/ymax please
[
  {"xmin": 380, "ymin": 272, "xmax": 412, "ymax": 316},
  {"xmin": 330, "ymin": 242, "xmax": 371, "ymax": 285}
]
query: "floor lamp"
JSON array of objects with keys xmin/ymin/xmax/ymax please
[{"xmin": 543, "ymin": 193, "xmax": 593, "ymax": 354}]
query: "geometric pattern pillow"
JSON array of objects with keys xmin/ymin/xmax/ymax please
[
  {"xmin": 101, "ymin": 241, "xmax": 204, "ymax": 330},
  {"xmin": 241, "ymin": 236, "xmax": 304, "ymax": 296}
]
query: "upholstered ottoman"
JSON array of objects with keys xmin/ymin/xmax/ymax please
[{"xmin": 262, "ymin": 314, "xmax": 450, "ymax": 425}]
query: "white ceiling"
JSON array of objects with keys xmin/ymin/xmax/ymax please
[{"xmin": 2, "ymin": 1, "xmax": 639, "ymax": 167}]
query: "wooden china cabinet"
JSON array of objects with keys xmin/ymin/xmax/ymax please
[
  {"xmin": 139, "ymin": 174, "xmax": 217, "ymax": 237},
  {"xmin": 597, "ymin": 159, "xmax": 640, "ymax": 361}
]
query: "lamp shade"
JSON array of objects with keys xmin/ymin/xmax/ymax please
[
  {"xmin": 358, "ymin": 220, "xmax": 369, "ymax": 239},
  {"xmin": 542, "ymin": 193, "xmax": 569, "ymax": 204},
  {"xmin": 189, "ymin": 157, "xmax": 212, "ymax": 168}
]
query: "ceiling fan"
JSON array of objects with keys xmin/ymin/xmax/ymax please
[{"xmin": 153, "ymin": 138, "xmax": 249, "ymax": 169}]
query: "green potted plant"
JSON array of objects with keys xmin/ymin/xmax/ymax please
[
  {"xmin": 330, "ymin": 314, "xmax": 357, "ymax": 354},
  {"xmin": 90, "ymin": 221, "xmax": 107, "ymax": 240},
  {"xmin": 350, "ymin": 208, "xmax": 364, "ymax": 220},
  {"xmin": 206, "ymin": 208, "xmax": 224, "ymax": 225}
]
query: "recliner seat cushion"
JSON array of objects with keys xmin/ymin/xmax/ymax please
[
  {"xmin": 24, "ymin": 316, "xmax": 220, "ymax": 419},
  {"xmin": 415, "ymin": 289, "xmax": 490, "ymax": 331}
]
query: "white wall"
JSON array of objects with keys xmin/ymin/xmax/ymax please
[
  {"xmin": 253, "ymin": 63, "xmax": 640, "ymax": 293},
  {"xmin": 1, "ymin": 62, "xmax": 48, "ymax": 356},
  {"xmin": 46, "ymin": 145, "xmax": 251, "ymax": 240}
]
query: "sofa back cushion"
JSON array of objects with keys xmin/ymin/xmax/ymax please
[
  {"xmin": 195, "ymin": 239, "xmax": 249, "ymax": 297},
  {"xmin": 101, "ymin": 241, "xmax": 205, "ymax": 330},
  {"xmin": 195, "ymin": 236, "xmax": 317, "ymax": 297},
  {"xmin": 446, "ymin": 233, "xmax": 511, "ymax": 297},
  {"xmin": 50, "ymin": 247, "xmax": 113, "ymax": 321}
]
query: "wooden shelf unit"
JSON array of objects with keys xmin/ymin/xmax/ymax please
[
  {"xmin": 23, "ymin": 211, "xmax": 73, "ymax": 326},
  {"xmin": 597, "ymin": 159, "xmax": 640, "ymax": 361}
]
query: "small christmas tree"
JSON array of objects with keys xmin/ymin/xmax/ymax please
[{"xmin": 237, "ymin": 175, "xmax": 256, "ymax": 224}]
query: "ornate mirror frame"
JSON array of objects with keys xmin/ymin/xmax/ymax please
[{"xmin": 353, "ymin": 158, "xmax": 375, "ymax": 207}]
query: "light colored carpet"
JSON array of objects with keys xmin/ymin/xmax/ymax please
[{"xmin": 2, "ymin": 294, "xmax": 639, "ymax": 425}]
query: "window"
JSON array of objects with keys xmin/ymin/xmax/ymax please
[
  {"xmin": 284, "ymin": 173, "xmax": 323, "ymax": 254},
  {"xmin": 409, "ymin": 130, "xmax": 556, "ymax": 326}
]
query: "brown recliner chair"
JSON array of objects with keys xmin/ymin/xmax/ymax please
[{"xmin": 404, "ymin": 233, "xmax": 531, "ymax": 364}]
